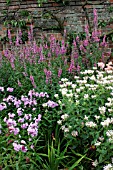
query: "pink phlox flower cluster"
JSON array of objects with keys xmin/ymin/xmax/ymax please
[
  {"xmin": 24, "ymin": 114, "xmax": 32, "ymax": 121},
  {"xmin": 8, "ymin": 113, "xmax": 15, "ymax": 118},
  {"xmin": 21, "ymin": 95, "xmax": 37, "ymax": 107},
  {"xmin": 13, "ymin": 141, "xmax": 27, "ymax": 152},
  {"xmin": 4, "ymin": 118, "xmax": 17, "ymax": 127},
  {"xmin": 21, "ymin": 123, "xmax": 28, "ymax": 129},
  {"xmin": 14, "ymin": 99, "xmax": 22, "ymax": 108},
  {"xmin": 18, "ymin": 118, "xmax": 24, "ymax": 123},
  {"xmin": 7, "ymin": 87, "xmax": 14, "ymax": 92},
  {"xmin": 34, "ymin": 114, "xmax": 41, "ymax": 123},
  {"xmin": 27, "ymin": 122, "xmax": 38, "ymax": 137},
  {"xmin": 17, "ymin": 107, "xmax": 24, "ymax": 116},
  {"xmin": 3, "ymin": 95, "xmax": 15, "ymax": 102},
  {"xmin": 39, "ymin": 92, "xmax": 49, "ymax": 98},
  {"xmin": 0, "ymin": 102, "xmax": 7, "ymax": 111},
  {"xmin": 4, "ymin": 116, "xmax": 20, "ymax": 135},
  {"xmin": 46, "ymin": 100, "xmax": 58, "ymax": 108}
]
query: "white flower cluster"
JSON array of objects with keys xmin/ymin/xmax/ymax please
[
  {"xmin": 101, "ymin": 118, "xmax": 112, "ymax": 127},
  {"xmin": 99, "ymin": 106, "xmax": 106, "ymax": 115},
  {"xmin": 80, "ymin": 70, "xmax": 94, "ymax": 74},
  {"xmin": 71, "ymin": 130, "xmax": 78, "ymax": 137},
  {"xmin": 106, "ymin": 130, "xmax": 113, "ymax": 143},
  {"xmin": 105, "ymin": 98, "xmax": 113, "ymax": 107},
  {"xmin": 103, "ymin": 163, "xmax": 113, "ymax": 170},
  {"xmin": 85, "ymin": 121, "xmax": 97, "ymax": 128}
]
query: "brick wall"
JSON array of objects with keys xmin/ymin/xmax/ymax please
[{"xmin": 0, "ymin": 0, "xmax": 113, "ymax": 50}]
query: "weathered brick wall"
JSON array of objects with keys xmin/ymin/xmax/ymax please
[{"xmin": 0, "ymin": 0, "xmax": 113, "ymax": 50}]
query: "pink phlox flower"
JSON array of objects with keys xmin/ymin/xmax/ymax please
[
  {"xmin": 14, "ymin": 99, "xmax": 21, "ymax": 108},
  {"xmin": 17, "ymin": 80, "xmax": 22, "ymax": 87},
  {"xmin": 13, "ymin": 142, "xmax": 21, "ymax": 152},
  {"xmin": 18, "ymin": 118, "xmax": 24, "ymax": 123},
  {"xmin": 13, "ymin": 127, "xmax": 20, "ymax": 135},
  {"xmin": 7, "ymin": 87, "xmax": 14, "ymax": 92},
  {"xmin": 21, "ymin": 145, "xmax": 28, "ymax": 152},
  {"xmin": 21, "ymin": 123, "xmax": 28, "ymax": 129},
  {"xmin": 8, "ymin": 113, "xmax": 15, "ymax": 118},
  {"xmin": 3, "ymin": 95, "xmax": 14, "ymax": 103},
  {"xmin": 39, "ymin": 92, "xmax": 46, "ymax": 97},
  {"xmin": 24, "ymin": 114, "xmax": 32, "ymax": 120},
  {"xmin": 46, "ymin": 100, "xmax": 58, "ymax": 108},
  {"xmin": 0, "ymin": 102, "xmax": 7, "ymax": 111},
  {"xmin": 6, "ymin": 118, "xmax": 17, "ymax": 127},
  {"xmin": 34, "ymin": 114, "xmax": 42, "ymax": 123},
  {"xmin": 17, "ymin": 108, "xmax": 24, "ymax": 116},
  {"xmin": 30, "ymin": 144, "xmax": 34, "ymax": 150},
  {"xmin": 0, "ymin": 87, "xmax": 4, "ymax": 92},
  {"xmin": 27, "ymin": 125, "xmax": 38, "ymax": 137}
]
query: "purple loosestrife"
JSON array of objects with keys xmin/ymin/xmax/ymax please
[
  {"xmin": 30, "ymin": 75, "xmax": 36, "ymax": 88},
  {"xmin": 38, "ymin": 44, "xmax": 45, "ymax": 63},
  {"xmin": 85, "ymin": 24, "xmax": 90, "ymax": 40},
  {"xmin": 92, "ymin": 30, "xmax": 100, "ymax": 42},
  {"xmin": 71, "ymin": 40, "xmax": 78, "ymax": 59},
  {"xmin": 80, "ymin": 44, "xmax": 86, "ymax": 53},
  {"xmin": 58, "ymin": 68, "xmax": 62, "ymax": 78},
  {"xmin": 44, "ymin": 68, "xmax": 52, "ymax": 84},
  {"xmin": 8, "ymin": 29, "xmax": 12, "ymax": 45},
  {"xmin": 16, "ymin": 31, "xmax": 20, "ymax": 46},
  {"xmin": 68, "ymin": 59, "xmax": 76, "ymax": 73},
  {"xmin": 50, "ymin": 35, "xmax": 56, "ymax": 53},
  {"xmin": 18, "ymin": 29, "xmax": 22, "ymax": 44},
  {"xmin": 100, "ymin": 35, "xmax": 107, "ymax": 47},
  {"xmin": 83, "ymin": 39, "xmax": 89, "ymax": 47},
  {"xmin": 32, "ymin": 40, "xmax": 38, "ymax": 54},
  {"xmin": 28, "ymin": 25, "xmax": 33, "ymax": 43},
  {"xmin": 55, "ymin": 42, "xmax": 61, "ymax": 57},
  {"xmin": 93, "ymin": 9, "xmax": 98, "ymax": 29},
  {"xmin": 0, "ymin": 52, "xmax": 2, "ymax": 67},
  {"xmin": 76, "ymin": 36, "xmax": 80, "ymax": 43}
]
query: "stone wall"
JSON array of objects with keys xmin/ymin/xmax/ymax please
[{"xmin": 0, "ymin": 0, "xmax": 113, "ymax": 50}]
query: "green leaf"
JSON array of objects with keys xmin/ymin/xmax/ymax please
[{"xmin": 68, "ymin": 154, "xmax": 86, "ymax": 170}]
